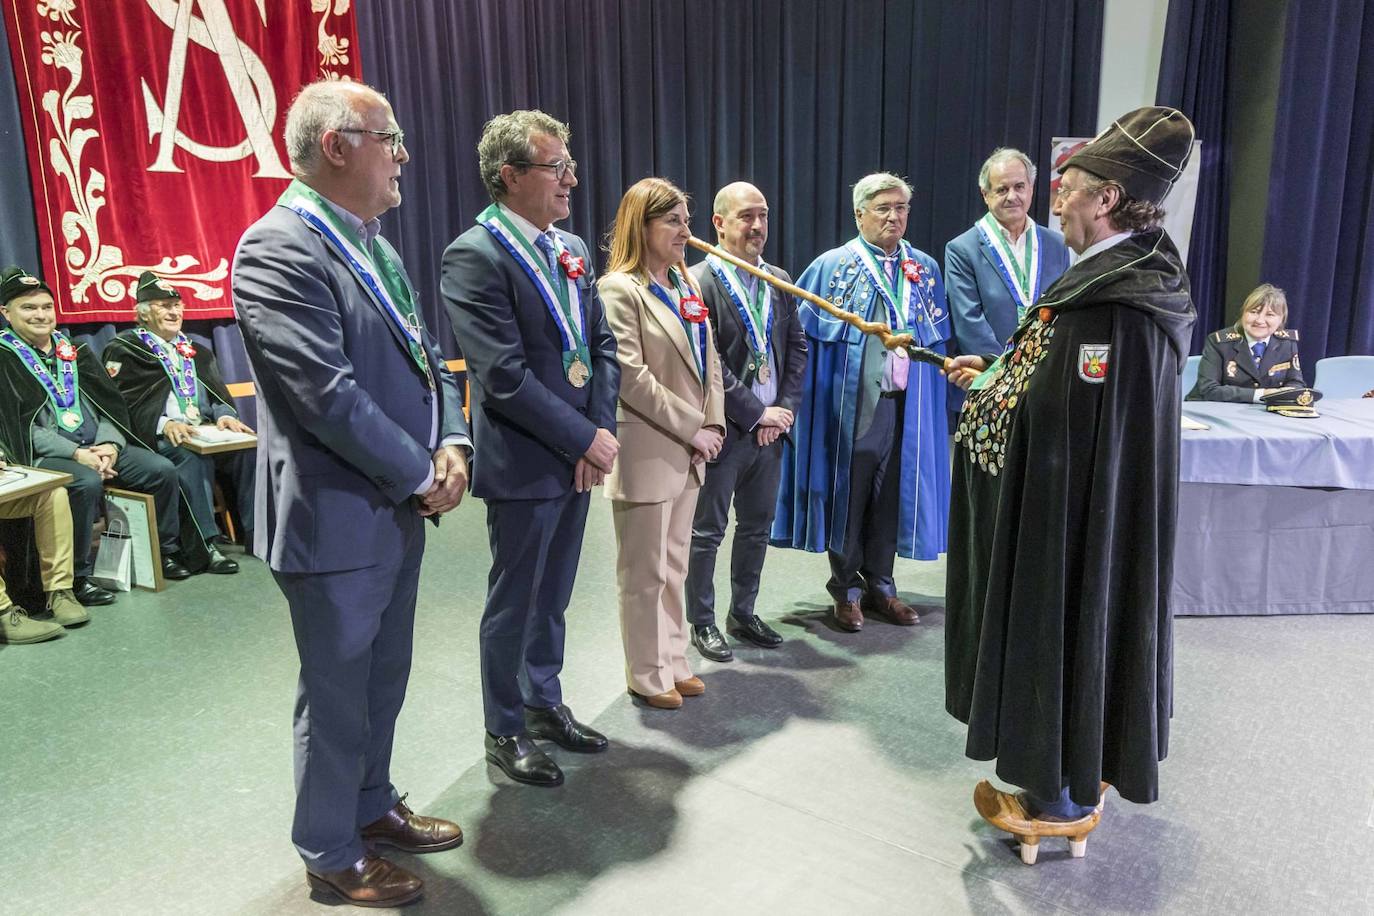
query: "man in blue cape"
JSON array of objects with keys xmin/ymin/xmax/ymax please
[{"xmin": 772, "ymin": 172, "xmax": 950, "ymax": 633}]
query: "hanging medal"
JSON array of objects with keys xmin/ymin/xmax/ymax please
[
  {"xmin": 0, "ymin": 329, "xmax": 86, "ymax": 430},
  {"xmin": 477, "ymin": 204, "xmax": 592, "ymax": 388},
  {"xmin": 137, "ymin": 328, "xmax": 204, "ymax": 424},
  {"xmin": 707, "ymin": 254, "xmax": 773, "ymax": 385},
  {"xmin": 280, "ymin": 181, "xmax": 435, "ymax": 388},
  {"xmin": 976, "ymin": 213, "xmax": 1041, "ymax": 322},
  {"xmin": 648, "ymin": 269, "xmax": 708, "ymax": 380}
]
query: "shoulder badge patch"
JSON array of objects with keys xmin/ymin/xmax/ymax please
[
  {"xmin": 1224, "ymin": 331, "xmax": 1241, "ymax": 340},
  {"xmin": 105, "ymin": 360, "xmax": 121, "ymax": 378},
  {"xmin": 1275, "ymin": 328, "xmax": 1298, "ymax": 340},
  {"xmin": 1226, "ymin": 359, "xmax": 1237, "ymax": 378},
  {"xmin": 1078, "ymin": 344, "xmax": 1109, "ymax": 383}
]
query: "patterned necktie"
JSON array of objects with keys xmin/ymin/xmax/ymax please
[
  {"xmin": 534, "ymin": 231, "xmax": 559, "ymax": 274},
  {"xmin": 1252, "ymin": 340, "xmax": 1267, "ymax": 363}
]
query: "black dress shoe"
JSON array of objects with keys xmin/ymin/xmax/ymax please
[
  {"xmin": 161, "ymin": 553, "xmax": 192, "ymax": 581},
  {"xmin": 727, "ymin": 613, "xmax": 783, "ymax": 648},
  {"xmin": 484, "ymin": 732, "xmax": 564, "ymax": 787},
  {"xmin": 690, "ymin": 624, "xmax": 733, "ymax": 662},
  {"xmin": 72, "ymin": 577, "xmax": 116, "ymax": 607},
  {"xmin": 525, "ymin": 704, "xmax": 608, "ymax": 753},
  {"xmin": 204, "ymin": 546, "xmax": 239, "ymax": 575}
]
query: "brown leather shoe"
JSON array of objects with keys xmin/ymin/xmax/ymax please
[
  {"xmin": 674, "ymin": 676, "xmax": 705, "ymax": 697},
  {"xmin": 863, "ymin": 593, "xmax": 919, "ymax": 626},
  {"xmin": 306, "ymin": 855, "xmax": 422, "ymax": 908},
  {"xmin": 833, "ymin": 599, "xmax": 864, "ymax": 632},
  {"xmin": 628, "ymin": 687, "xmax": 683, "ymax": 709},
  {"xmin": 360, "ymin": 795, "xmax": 463, "ymax": 853}
]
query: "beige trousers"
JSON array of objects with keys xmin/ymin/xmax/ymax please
[
  {"xmin": 0, "ymin": 484, "xmax": 76, "ymax": 605},
  {"xmin": 612, "ymin": 485, "xmax": 700, "ymax": 697}
]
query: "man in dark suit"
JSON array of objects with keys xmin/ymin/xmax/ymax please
[
  {"xmin": 685, "ymin": 182, "xmax": 807, "ymax": 661},
  {"xmin": 441, "ymin": 110, "xmax": 619, "ymax": 788},
  {"xmin": 232, "ymin": 80, "xmax": 470, "ymax": 908}
]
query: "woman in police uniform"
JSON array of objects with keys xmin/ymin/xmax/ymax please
[{"xmin": 1187, "ymin": 283, "xmax": 1305, "ymax": 401}]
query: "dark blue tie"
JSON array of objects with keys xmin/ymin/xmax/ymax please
[
  {"xmin": 534, "ymin": 232, "xmax": 558, "ymax": 274},
  {"xmin": 1252, "ymin": 340, "xmax": 1267, "ymax": 363}
]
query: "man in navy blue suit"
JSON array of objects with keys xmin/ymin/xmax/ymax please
[
  {"xmin": 441, "ymin": 110, "xmax": 619, "ymax": 788},
  {"xmin": 233, "ymin": 80, "xmax": 470, "ymax": 908},
  {"xmin": 945, "ymin": 148, "xmax": 1072, "ymax": 361}
]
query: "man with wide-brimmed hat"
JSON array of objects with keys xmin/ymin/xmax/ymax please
[
  {"xmin": 942, "ymin": 107, "xmax": 1197, "ymax": 847},
  {"xmin": 101, "ymin": 270, "xmax": 253, "ymax": 574},
  {"xmin": 0, "ymin": 266, "xmax": 192, "ymax": 591}
]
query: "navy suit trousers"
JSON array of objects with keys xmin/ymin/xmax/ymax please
[
  {"xmin": 273, "ymin": 513, "xmax": 423, "ymax": 874},
  {"xmin": 480, "ymin": 490, "xmax": 589, "ymax": 736},
  {"xmin": 826, "ymin": 394, "xmax": 903, "ymax": 602}
]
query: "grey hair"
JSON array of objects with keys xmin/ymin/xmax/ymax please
[
  {"xmin": 852, "ymin": 173, "xmax": 913, "ymax": 212},
  {"xmin": 477, "ymin": 110, "xmax": 572, "ymax": 201},
  {"xmin": 284, "ymin": 80, "xmax": 383, "ymax": 178},
  {"xmin": 978, "ymin": 147, "xmax": 1037, "ymax": 192},
  {"xmin": 133, "ymin": 301, "xmax": 155, "ymax": 325}
]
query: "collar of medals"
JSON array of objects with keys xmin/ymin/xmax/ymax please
[{"xmin": 954, "ymin": 314, "xmax": 1057, "ymax": 476}]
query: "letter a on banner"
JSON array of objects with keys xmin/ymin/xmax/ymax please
[{"xmin": 141, "ymin": 0, "xmax": 291, "ymax": 178}]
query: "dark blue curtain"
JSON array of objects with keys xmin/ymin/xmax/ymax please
[
  {"xmin": 2, "ymin": 0, "xmax": 1103, "ymax": 369},
  {"xmin": 1261, "ymin": 0, "xmax": 1374, "ymax": 359},
  {"xmin": 1156, "ymin": 0, "xmax": 1231, "ymax": 355},
  {"xmin": 356, "ymin": 0, "xmax": 1103, "ymax": 354},
  {"xmin": 0, "ymin": 10, "xmax": 38, "ymax": 268}
]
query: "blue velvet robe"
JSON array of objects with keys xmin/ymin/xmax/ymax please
[{"xmin": 772, "ymin": 238, "xmax": 951, "ymax": 560}]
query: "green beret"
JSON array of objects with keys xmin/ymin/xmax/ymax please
[
  {"xmin": 0, "ymin": 265, "xmax": 52, "ymax": 305},
  {"xmin": 135, "ymin": 270, "xmax": 181, "ymax": 303},
  {"xmin": 1065, "ymin": 106, "xmax": 1195, "ymax": 206}
]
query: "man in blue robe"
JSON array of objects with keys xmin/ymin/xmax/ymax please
[{"xmin": 772, "ymin": 172, "xmax": 950, "ymax": 632}]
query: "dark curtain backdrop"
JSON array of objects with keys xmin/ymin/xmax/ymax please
[
  {"xmin": 0, "ymin": 10, "xmax": 37, "ymax": 269},
  {"xmin": 356, "ymin": 0, "xmax": 1103, "ymax": 354},
  {"xmin": 1, "ymin": 0, "xmax": 1103, "ymax": 375},
  {"xmin": 1156, "ymin": 0, "xmax": 1231, "ymax": 354},
  {"xmin": 1261, "ymin": 0, "xmax": 1374, "ymax": 359}
]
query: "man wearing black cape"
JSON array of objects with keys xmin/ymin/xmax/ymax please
[
  {"xmin": 943, "ymin": 107, "xmax": 1196, "ymax": 828},
  {"xmin": 102, "ymin": 271, "xmax": 252, "ymax": 573},
  {"xmin": 0, "ymin": 266, "xmax": 193, "ymax": 588}
]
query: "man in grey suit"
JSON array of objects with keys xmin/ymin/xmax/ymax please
[
  {"xmin": 441, "ymin": 110, "xmax": 619, "ymax": 788},
  {"xmin": 233, "ymin": 80, "xmax": 470, "ymax": 909},
  {"xmin": 685, "ymin": 182, "xmax": 806, "ymax": 662}
]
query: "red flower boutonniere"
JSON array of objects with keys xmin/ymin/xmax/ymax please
[
  {"xmin": 175, "ymin": 340, "xmax": 197, "ymax": 359},
  {"xmin": 55, "ymin": 339, "xmax": 78, "ymax": 361},
  {"xmin": 558, "ymin": 250, "xmax": 586, "ymax": 279},
  {"xmin": 679, "ymin": 294, "xmax": 708, "ymax": 323},
  {"xmin": 900, "ymin": 259, "xmax": 923, "ymax": 283}
]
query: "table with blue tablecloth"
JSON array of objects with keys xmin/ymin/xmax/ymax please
[{"xmin": 1174, "ymin": 399, "xmax": 1374, "ymax": 615}]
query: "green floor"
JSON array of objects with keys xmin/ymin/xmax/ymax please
[{"xmin": 2, "ymin": 496, "xmax": 1372, "ymax": 915}]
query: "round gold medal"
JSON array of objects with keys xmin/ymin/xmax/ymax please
[
  {"xmin": 757, "ymin": 363, "xmax": 771, "ymax": 385},
  {"xmin": 567, "ymin": 357, "xmax": 590, "ymax": 389},
  {"xmin": 59, "ymin": 409, "xmax": 82, "ymax": 430}
]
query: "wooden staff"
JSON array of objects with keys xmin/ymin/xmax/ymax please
[{"xmin": 685, "ymin": 235, "xmax": 952, "ymax": 372}]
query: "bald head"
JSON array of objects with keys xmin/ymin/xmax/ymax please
[{"xmin": 711, "ymin": 182, "xmax": 769, "ymax": 262}]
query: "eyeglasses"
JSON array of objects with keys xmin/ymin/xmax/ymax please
[
  {"xmin": 1054, "ymin": 182, "xmax": 1098, "ymax": 201},
  {"xmin": 510, "ymin": 158, "xmax": 578, "ymax": 180},
  {"xmin": 339, "ymin": 127, "xmax": 406, "ymax": 157},
  {"xmin": 866, "ymin": 203, "xmax": 910, "ymax": 217}
]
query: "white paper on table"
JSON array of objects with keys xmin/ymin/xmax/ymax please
[
  {"xmin": 190, "ymin": 427, "xmax": 257, "ymax": 445},
  {"xmin": 1181, "ymin": 415, "xmax": 1210, "ymax": 431}
]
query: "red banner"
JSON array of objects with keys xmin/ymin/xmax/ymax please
[{"xmin": 4, "ymin": 1, "xmax": 362, "ymax": 323}]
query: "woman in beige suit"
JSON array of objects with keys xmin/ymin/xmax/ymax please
[{"xmin": 600, "ymin": 178, "xmax": 726, "ymax": 709}]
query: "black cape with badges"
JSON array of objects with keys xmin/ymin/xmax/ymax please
[
  {"xmin": 101, "ymin": 329, "xmax": 237, "ymax": 450},
  {"xmin": 945, "ymin": 228, "xmax": 1195, "ymax": 807},
  {"xmin": 0, "ymin": 339, "xmax": 133, "ymax": 464}
]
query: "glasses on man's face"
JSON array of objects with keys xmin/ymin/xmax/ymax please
[
  {"xmin": 339, "ymin": 127, "xmax": 406, "ymax": 157},
  {"xmin": 867, "ymin": 203, "xmax": 910, "ymax": 218},
  {"xmin": 1054, "ymin": 183, "xmax": 1094, "ymax": 201},
  {"xmin": 511, "ymin": 158, "xmax": 578, "ymax": 181}
]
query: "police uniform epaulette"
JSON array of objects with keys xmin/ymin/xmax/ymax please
[
  {"xmin": 1274, "ymin": 328, "xmax": 1298, "ymax": 340},
  {"xmin": 1211, "ymin": 330, "xmax": 1238, "ymax": 343}
]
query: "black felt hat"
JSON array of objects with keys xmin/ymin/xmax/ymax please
[
  {"xmin": 1261, "ymin": 386, "xmax": 1323, "ymax": 418},
  {"xmin": 135, "ymin": 270, "xmax": 181, "ymax": 303},
  {"xmin": 0, "ymin": 265, "xmax": 52, "ymax": 305},
  {"xmin": 1064, "ymin": 107, "xmax": 1195, "ymax": 205}
]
